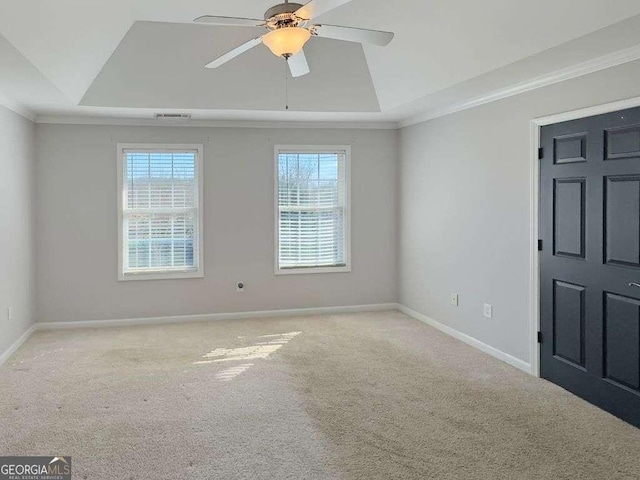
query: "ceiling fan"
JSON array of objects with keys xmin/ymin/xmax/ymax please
[{"xmin": 194, "ymin": 0, "xmax": 394, "ymax": 78}]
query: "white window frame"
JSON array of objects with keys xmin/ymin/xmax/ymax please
[
  {"xmin": 117, "ymin": 143, "xmax": 204, "ymax": 281},
  {"xmin": 274, "ymin": 145, "xmax": 352, "ymax": 275}
]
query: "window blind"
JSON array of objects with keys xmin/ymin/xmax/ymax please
[
  {"xmin": 277, "ymin": 151, "xmax": 347, "ymax": 269},
  {"xmin": 122, "ymin": 150, "xmax": 199, "ymax": 275}
]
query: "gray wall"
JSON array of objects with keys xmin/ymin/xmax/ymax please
[
  {"xmin": 399, "ymin": 59, "xmax": 640, "ymax": 365},
  {"xmin": 0, "ymin": 106, "xmax": 35, "ymax": 353},
  {"xmin": 35, "ymin": 124, "xmax": 397, "ymax": 323},
  {"xmin": 32, "ymin": 58, "xmax": 640, "ymax": 361}
]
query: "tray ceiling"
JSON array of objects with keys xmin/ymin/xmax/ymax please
[
  {"xmin": 80, "ymin": 22, "xmax": 380, "ymax": 113},
  {"xmin": 0, "ymin": 0, "xmax": 640, "ymax": 123}
]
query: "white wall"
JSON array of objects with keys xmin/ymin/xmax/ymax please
[
  {"xmin": 399, "ymin": 59, "xmax": 640, "ymax": 366},
  {"xmin": 0, "ymin": 106, "xmax": 35, "ymax": 354},
  {"xmin": 35, "ymin": 124, "xmax": 397, "ymax": 323}
]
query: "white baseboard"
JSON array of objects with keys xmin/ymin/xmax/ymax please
[
  {"xmin": 398, "ymin": 304, "xmax": 532, "ymax": 374},
  {"xmin": 7, "ymin": 304, "xmax": 532, "ymax": 377},
  {"xmin": 0, "ymin": 325, "xmax": 36, "ymax": 367},
  {"xmin": 36, "ymin": 303, "xmax": 399, "ymax": 330}
]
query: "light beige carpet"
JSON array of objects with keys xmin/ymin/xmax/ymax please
[{"xmin": 1, "ymin": 311, "xmax": 639, "ymax": 479}]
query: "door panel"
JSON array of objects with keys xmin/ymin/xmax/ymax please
[
  {"xmin": 606, "ymin": 126, "xmax": 640, "ymax": 160},
  {"xmin": 604, "ymin": 176, "xmax": 640, "ymax": 267},
  {"xmin": 554, "ymin": 178, "xmax": 586, "ymax": 258},
  {"xmin": 554, "ymin": 133, "xmax": 587, "ymax": 164},
  {"xmin": 603, "ymin": 292, "xmax": 640, "ymax": 392},
  {"xmin": 552, "ymin": 280, "xmax": 586, "ymax": 368},
  {"xmin": 540, "ymin": 107, "xmax": 640, "ymax": 428}
]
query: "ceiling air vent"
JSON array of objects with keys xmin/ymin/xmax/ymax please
[{"xmin": 155, "ymin": 113, "xmax": 191, "ymax": 123}]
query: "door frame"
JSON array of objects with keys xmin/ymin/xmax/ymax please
[{"xmin": 529, "ymin": 95, "xmax": 640, "ymax": 377}]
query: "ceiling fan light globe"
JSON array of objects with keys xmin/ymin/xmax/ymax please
[{"xmin": 262, "ymin": 27, "xmax": 311, "ymax": 57}]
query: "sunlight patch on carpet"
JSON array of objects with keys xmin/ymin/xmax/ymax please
[
  {"xmin": 215, "ymin": 363, "xmax": 255, "ymax": 382},
  {"xmin": 193, "ymin": 332, "xmax": 302, "ymax": 382}
]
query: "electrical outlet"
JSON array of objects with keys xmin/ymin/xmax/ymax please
[
  {"xmin": 7, "ymin": 306, "xmax": 13, "ymax": 321},
  {"xmin": 236, "ymin": 281, "xmax": 245, "ymax": 293},
  {"xmin": 483, "ymin": 303, "xmax": 493, "ymax": 319},
  {"xmin": 450, "ymin": 293, "xmax": 459, "ymax": 306}
]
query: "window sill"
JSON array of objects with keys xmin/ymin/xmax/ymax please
[
  {"xmin": 118, "ymin": 269, "xmax": 204, "ymax": 282},
  {"xmin": 275, "ymin": 265, "xmax": 351, "ymax": 276}
]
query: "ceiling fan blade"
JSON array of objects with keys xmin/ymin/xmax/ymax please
[
  {"xmin": 312, "ymin": 24, "xmax": 394, "ymax": 46},
  {"xmin": 295, "ymin": 0, "xmax": 353, "ymax": 21},
  {"xmin": 205, "ymin": 37, "xmax": 263, "ymax": 69},
  {"xmin": 194, "ymin": 15, "xmax": 265, "ymax": 27},
  {"xmin": 288, "ymin": 50, "xmax": 310, "ymax": 78}
]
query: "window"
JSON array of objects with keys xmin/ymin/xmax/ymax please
[
  {"xmin": 275, "ymin": 146, "xmax": 351, "ymax": 274},
  {"xmin": 117, "ymin": 144, "xmax": 204, "ymax": 281}
]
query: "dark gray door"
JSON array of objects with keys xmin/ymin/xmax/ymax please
[{"xmin": 540, "ymin": 107, "xmax": 640, "ymax": 428}]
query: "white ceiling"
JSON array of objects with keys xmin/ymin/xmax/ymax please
[
  {"xmin": 332, "ymin": 0, "xmax": 640, "ymax": 110},
  {"xmin": 1, "ymin": 0, "xmax": 640, "ymax": 124}
]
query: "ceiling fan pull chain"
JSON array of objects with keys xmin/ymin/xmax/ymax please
[{"xmin": 285, "ymin": 59, "xmax": 289, "ymax": 110}]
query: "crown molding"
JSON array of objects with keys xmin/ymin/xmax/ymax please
[
  {"xmin": 0, "ymin": 90, "xmax": 36, "ymax": 122},
  {"xmin": 399, "ymin": 43, "xmax": 640, "ymax": 128},
  {"xmin": 35, "ymin": 114, "xmax": 399, "ymax": 130},
  {"xmin": 30, "ymin": 43, "xmax": 640, "ymax": 130}
]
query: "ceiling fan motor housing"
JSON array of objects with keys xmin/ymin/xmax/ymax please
[
  {"xmin": 264, "ymin": 3, "xmax": 305, "ymax": 26},
  {"xmin": 199, "ymin": 0, "xmax": 394, "ymax": 75}
]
